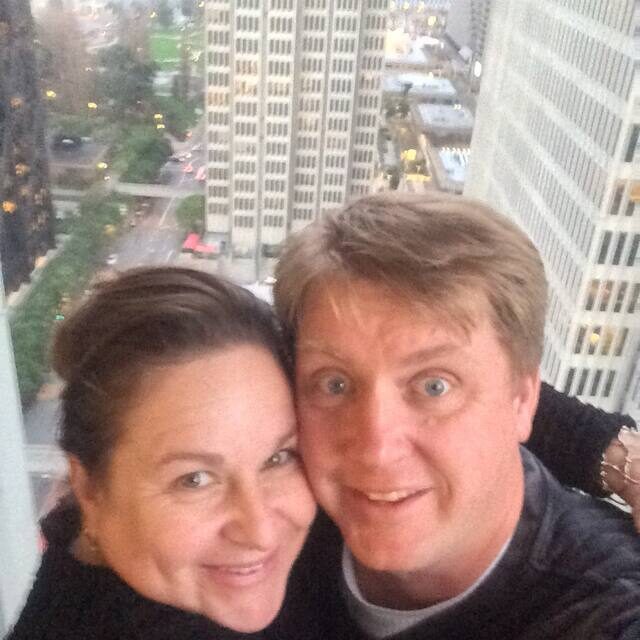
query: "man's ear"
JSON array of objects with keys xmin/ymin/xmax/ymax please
[
  {"xmin": 68, "ymin": 455, "xmax": 101, "ymax": 534},
  {"xmin": 513, "ymin": 369, "xmax": 541, "ymax": 444}
]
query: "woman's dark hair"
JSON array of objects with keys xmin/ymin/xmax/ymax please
[{"xmin": 53, "ymin": 267, "xmax": 292, "ymax": 477}]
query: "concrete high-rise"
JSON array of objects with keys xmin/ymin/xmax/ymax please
[
  {"xmin": 204, "ymin": 0, "xmax": 387, "ymax": 271},
  {"xmin": 465, "ymin": 1, "xmax": 639, "ymax": 418},
  {"xmin": 446, "ymin": 0, "xmax": 492, "ymax": 64}
]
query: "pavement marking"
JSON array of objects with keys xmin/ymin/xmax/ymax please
[
  {"xmin": 167, "ymin": 250, "xmax": 175, "ymax": 262},
  {"xmin": 160, "ymin": 197, "xmax": 175, "ymax": 226}
]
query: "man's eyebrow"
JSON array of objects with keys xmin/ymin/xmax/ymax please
[
  {"xmin": 296, "ymin": 340, "xmax": 349, "ymax": 363},
  {"xmin": 398, "ymin": 344, "xmax": 464, "ymax": 366},
  {"xmin": 296, "ymin": 340, "xmax": 465, "ymax": 367}
]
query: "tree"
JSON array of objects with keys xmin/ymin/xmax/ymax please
[
  {"xmin": 36, "ymin": 0, "xmax": 94, "ymax": 114},
  {"xmin": 96, "ymin": 45, "xmax": 156, "ymax": 120},
  {"xmin": 155, "ymin": 0, "xmax": 174, "ymax": 28},
  {"xmin": 116, "ymin": 126, "xmax": 172, "ymax": 183},
  {"xmin": 108, "ymin": 1, "xmax": 151, "ymax": 62},
  {"xmin": 175, "ymin": 196, "xmax": 204, "ymax": 234},
  {"xmin": 180, "ymin": 0, "xmax": 193, "ymax": 18}
]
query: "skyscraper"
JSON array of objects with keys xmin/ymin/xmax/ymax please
[
  {"xmin": 0, "ymin": 0, "xmax": 55, "ymax": 294},
  {"xmin": 465, "ymin": 1, "xmax": 639, "ymax": 418},
  {"xmin": 446, "ymin": 0, "xmax": 492, "ymax": 65},
  {"xmin": 204, "ymin": 0, "xmax": 387, "ymax": 272}
]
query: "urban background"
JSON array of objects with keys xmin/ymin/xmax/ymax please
[{"xmin": 0, "ymin": 0, "xmax": 638, "ymax": 632}]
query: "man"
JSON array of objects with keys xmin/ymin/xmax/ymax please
[{"xmin": 273, "ymin": 192, "xmax": 640, "ymax": 639}]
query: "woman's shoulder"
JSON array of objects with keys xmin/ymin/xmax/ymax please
[{"xmin": 7, "ymin": 501, "xmax": 266, "ymax": 640}]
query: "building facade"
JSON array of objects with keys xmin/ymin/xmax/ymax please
[
  {"xmin": 466, "ymin": 1, "xmax": 640, "ymax": 418},
  {"xmin": 0, "ymin": 0, "xmax": 55, "ymax": 294},
  {"xmin": 446, "ymin": 0, "xmax": 492, "ymax": 63},
  {"xmin": 204, "ymin": 0, "xmax": 386, "ymax": 270}
]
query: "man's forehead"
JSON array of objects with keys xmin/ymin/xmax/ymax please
[{"xmin": 296, "ymin": 276, "xmax": 485, "ymax": 337}]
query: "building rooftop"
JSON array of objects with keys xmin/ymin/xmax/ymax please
[
  {"xmin": 383, "ymin": 73, "xmax": 457, "ymax": 101},
  {"xmin": 438, "ymin": 146, "xmax": 470, "ymax": 185},
  {"xmin": 416, "ymin": 103, "xmax": 474, "ymax": 131}
]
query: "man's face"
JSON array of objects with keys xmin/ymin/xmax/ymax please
[{"xmin": 295, "ymin": 279, "xmax": 539, "ymax": 588}]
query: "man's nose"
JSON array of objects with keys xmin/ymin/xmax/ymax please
[
  {"xmin": 223, "ymin": 482, "xmax": 277, "ymax": 550},
  {"xmin": 343, "ymin": 383, "xmax": 409, "ymax": 469}
]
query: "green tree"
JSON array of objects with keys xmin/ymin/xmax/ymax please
[
  {"xmin": 155, "ymin": 0, "xmax": 174, "ymax": 28},
  {"xmin": 175, "ymin": 195, "xmax": 204, "ymax": 234},
  {"xmin": 115, "ymin": 125, "xmax": 172, "ymax": 183},
  {"xmin": 10, "ymin": 194, "xmax": 122, "ymax": 404},
  {"xmin": 96, "ymin": 45, "xmax": 156, "ymax": 120}
]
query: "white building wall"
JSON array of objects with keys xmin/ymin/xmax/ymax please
[
  {"xmin": 205, "ymin": 0, "xmax": 386, "ymax": 260},
  {"xmin": 466, "ymin": 0, "xmax": 640, "ymax": 419}
]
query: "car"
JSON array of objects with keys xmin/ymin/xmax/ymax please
[
  {"xmin": 168, "ymin": 154, "xmax": 183, "ymax": 163},
  {"xmin": 191, "ymin": 143, "xmax": 203, "ymax": 152},
  {"xmin": 106, "ymin": 253, "xmax": 118, "ymax": 265}
]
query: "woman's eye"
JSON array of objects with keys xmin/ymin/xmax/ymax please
[
  {"xmin": 265, "ymin": 448, "xmax": 300, "ymax": 469},
  {"xmin": 177, "ymin": 471, "xmax": 214, "ymax": 490},
  {"xmin": 320, "ymin": 374, "xmax": 349, "ymax": 395},
  {"xmin": 422, "ymin": 377, "xmax": 450, "ymax": 397}
]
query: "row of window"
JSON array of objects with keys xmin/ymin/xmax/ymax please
[
  {"xmin": 556, "ymin": 0, "xmax": 635, "ymax": 37},
  {"xmin": 573, "ymin": 324, "xmax": 630, "ymax": 357},
  {"xmin": 269, "ymin": 38, "xmax": 292, "ymax": 55},
  {"xmin": 237, "ymin": 15, "xmax": 259, "ymax": 32},
  {"xmin": 265, "ymin": 160, "xmax": 287, "ymax": 174},
  {"xmin": 585, "ymin": 279, "xmax": 640, "ymax": 314},
  {"xmin": 596, "ymin": 231, "xmax": 640, "ymax": 267},
  {"xmin": 267, "ymin": 101, "xmax": 289, "ymax": 117},
  {"xmin": 293, "ymin": 207, "xmax": 314, "ymax": 220},
  {"xmin": 234, "ymin": 179, "xmax": 256, "ymax": 192},
  {"xmin": 609, "ymin": 183, "xmax": 638, "ymax": 216},
  {"xmin": 514, "ymin": 52, "xmax": 623, "ymax": 159},
  {"xmin": 263, "ymin": 215, "xmax": 285, "ymax": 227},
  {"xmin": 564, "ymin": 367, "xmax": 618, "ymax": 399}
]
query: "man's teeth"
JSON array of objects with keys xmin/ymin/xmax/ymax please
[{"xmin": 365, "ymin": 490, "xmax": 416, "ymax": 502}]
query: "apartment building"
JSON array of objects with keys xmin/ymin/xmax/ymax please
[
  {"xmin": 204, "ymin": 0, "xmax": 387, "ymax": 267},
  {"xmin": 465, "ymin": 1, "xmax": 639, "ymax": 418}
]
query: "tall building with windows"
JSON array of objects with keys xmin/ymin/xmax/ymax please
[
  {"xmin": 446, "ymin": 0, "xmax": 492, "ymax": 64},
  {"xmin": 465, "ymin": 1, "xmax": 640, "ymax": 418},
  {"xmin": 204, "ymin": 0, "xmax": 387, "ymax": 268}
]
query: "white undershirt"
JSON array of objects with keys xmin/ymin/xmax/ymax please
[{"xmin": 341, "ymin": 537, "xmax": 512, "ymax": 639}]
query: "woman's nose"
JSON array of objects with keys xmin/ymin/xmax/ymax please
[{"xmin": 222, "ymin": 482, "xmax": 277, "ymax": 550}]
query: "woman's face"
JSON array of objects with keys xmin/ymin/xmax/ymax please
[{"xmin": 79, "ymin": 345, "xmax": 316, "ymax": 632}]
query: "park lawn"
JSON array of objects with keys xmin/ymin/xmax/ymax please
[{"xmin": 150, "ymin": 26, "xmax": 204, "ymax": 71}]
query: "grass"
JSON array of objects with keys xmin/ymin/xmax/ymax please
[{"xmin": 149, "ymin": 26, "xmax": 204, "ymax": 72}]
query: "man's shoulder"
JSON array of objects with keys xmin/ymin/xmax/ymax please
[
  {"xmin": 527, "ymin": 451, "xmax": 640, "ymax": 587},
  {"xmin": 511, "ymin": 453, "xmax": 640, "ymax": 638}
]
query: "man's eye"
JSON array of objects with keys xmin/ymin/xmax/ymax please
[
  {"xmin": 177, "ymin": 471, "xmax": 215, "ymax": 489},
  {"xmin": 265, "ymin": 448, "xmax": 300, "ymax": 469},
  {"xmin": 422, "ymin": 377, "xmax": 450, "ymax": 397}
]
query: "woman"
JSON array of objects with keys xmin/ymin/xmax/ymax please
[
  {"xmin": 7, "ymin": 267, "xmax": 317, "ymax": 639},
  {"xmin": 7, "ymin": 267, "xmax": 637, "ymax": 640}
]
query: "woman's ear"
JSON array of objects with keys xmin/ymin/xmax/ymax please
[{"xmin": 67, "ymin": 455, "xmax": 100, "ymax": 534}]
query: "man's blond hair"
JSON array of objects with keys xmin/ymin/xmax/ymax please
[{"xmin": 274, "ymin": 191, "xmax": 547, "ymax": 374}]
